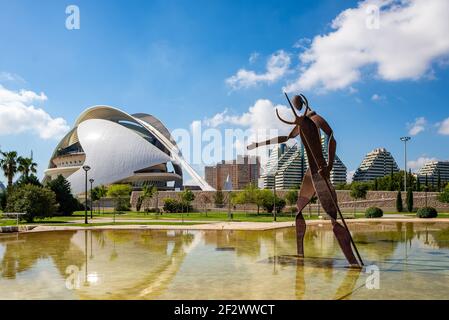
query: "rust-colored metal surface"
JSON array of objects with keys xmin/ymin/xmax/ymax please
[{"xmin": 248, "ymin": 93, "xmax": 364, "ymax": 267}]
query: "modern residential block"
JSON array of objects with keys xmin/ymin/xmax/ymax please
[{"xmin": 352, "ymin": 148, "xmax": 400, "ymax": 182}]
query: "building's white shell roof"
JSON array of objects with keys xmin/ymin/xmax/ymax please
[
  {"xmin": 45, "ymin": 105, "xmax": 214, "ymax": 194},
  {"xmin": 68, "ymin": 118, "xmax": 172, "ymax": 194}
]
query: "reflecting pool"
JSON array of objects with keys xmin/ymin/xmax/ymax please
[{"xmin": 1, "ymin": 222, "xmax": 448, "ymax": 299}]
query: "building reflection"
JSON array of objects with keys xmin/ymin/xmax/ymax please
[
  {"xmin": 0, "ymin": 231, "xmax": 84, "ymax": 279},
  {"xmin": 0, "ymin": 222, "xmax": 448, "ymax": 299}
]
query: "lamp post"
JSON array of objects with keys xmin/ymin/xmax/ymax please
[
  {"xmin": 82, "ymin": 165, "xmax": 91, "ymax": 224},
  {"xmin": 400, "ymin": 137, "xmax": 411, "ymax": 192},
  {"xmin": 89, "ymin": 178, "xmax": 94, "ymax": 219}
]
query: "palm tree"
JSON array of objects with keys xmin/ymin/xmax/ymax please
[
  {"xmin": 140, "ymin": 185, "xmax": 157, "ymax": 213},
  {"xmin": 17, "ymin": 157, "xmax": 37, "ymax": 178},
  {"xmin": 0, "ymin": 151, "xmax": 19, "ymax": 187}
]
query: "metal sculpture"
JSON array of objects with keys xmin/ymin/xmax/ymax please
[{"xmin": 248, "ymin": 93, "xmax": 364, "ymax": 267}]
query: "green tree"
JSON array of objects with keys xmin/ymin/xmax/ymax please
[
  {"xmin": 180, "ymin": 188, "xmax": 195, "ymax": 213},
  {"xmin": 350, "ymin": 183, "xmax": 369, "ymax": 217},
  {"xmin": 6, "ymin": 184, "xmax": 57, "ymax": 222},
  {"xmin": 406, "ymin": 188, "xmax": 414, "ymax": 212},
  {"xmin": 139, "ymin": 185, "xmax": 157, "ymax": 213},
  {"xmin": 396, "ymin": 191, "xmax": 403, "ymax": 212},
  {"xmin": 15, "ymin": 174, "xmax": 42, "ymax": 187},
  {"xmin": 93, "ymin": 185, "xmax": 108, "ymax": 213},
  {"xmin": 198, "ymin": 193, "xmax": 211, "ymax": 215},
  {"xmin": 46, "ymin": 175, "xmax": 79, "ymax": 215},
  {"xmin": 91, "ymin": 186, "xmax": 101, "ymax": 213},
  {"xmin": 17, "ymin": 157, "xmax": 37, "ymax": 178},
  {"xmin": 437, "ymin": 184, "xmax": 449, "ymax": 204},
  {"xmin": 416, "ymin": 176, "xmax": 421, "ymax": 191},
  {"xmin": 373, "ymin": 178, "xmax": 378, "ymax": 191},
  {"xmin": 309, "ymin": 195, "xmax": 318, "ymax": 218},
  {"xmin": 241, "ymin": 183, "xmax": 264, "ymax": 215},
  {"xmin": 285, "ymin": 188, "xmax": 298, "ymax": 215},
  {"xmin": 0, "ymin": 151, "xmax": 19, "ymax": 187},
  {"xmin": 285, "ymin": 189, "xmax": 298, "ymax": 207},
  {"xmin": 232, "ymin": 190, "xmax": 250, "ymax": 214},
  {"xmin": 260, "ymin": 190, "xmax": 285, "ymax": 214},
  {"xmin": 213, "ymin": 190, "xmax": 224, "ymax": 207},
  {"xmin": 107, "ymin": 184, "xmax": 132, "ymax": 213}
]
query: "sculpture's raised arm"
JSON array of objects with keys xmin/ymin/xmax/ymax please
[{"xmin": 247, "ymin": 136, "xmax": 289, "ymax": 150}]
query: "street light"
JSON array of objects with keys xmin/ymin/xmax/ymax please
[
  {"xmin": 89, "ymin": 178, "xmax": 94, "ymax": 219},
  {"xmin": 400, "ymin": 137, "xmax": 411, "ymax": 192},
  {"xmin": 82, "ymin": 165, "xmax": 91, "ymax": 224}
]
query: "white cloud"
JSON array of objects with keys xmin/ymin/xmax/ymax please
[
  {"xmin": 0, "ymin": 85, "xmax": 69, "ymax": 139},
  {"xmin": 293, "ymin": 38, "xmax": 311, "ymax": 50},
  {"xmin": 438, "ymin": 117, "xmax": 449, "ymax": 135},
  {"xmin": 408, "ymin": 156, "xmax": 437, "ymax": 171},
  {"xmin": 284, "ymin": 0, "xmax": 449, "ymax": 92},
  {"xmin": 348, "ymin": 86, "xmax": 358, "ymax": 94},
  {"xmin": 371, "ymin": 93, "xmax": 385, "ymax": 101},
  {"xmin": 0, "ymin": 72, "xmax": 25, "ymax": 83},
  {"xmin": 407, "ymin": 117, "xmax": 426, "ymax": 136},
  {"xmin": 203, "ymin": 99, "xmax": 294, "ymax": 134},
  {"xmin": 226, "ymin": 50, "xmax": 291, "ymax": 89},
  {"xmin": 249, "ymin": 52, "xmax": 259, "ymax": 64},
  {"xmin": 197, "ymin": 99, "xmax": 297, "ymax": 168}
]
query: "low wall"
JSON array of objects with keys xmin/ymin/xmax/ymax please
[
  {"xmin": 130, "ymin": 190, "xmax": 449, "ymax": 213},
  {"xmin": 0, "ymin": 225, "xmax": 36, "ymax": 233}
]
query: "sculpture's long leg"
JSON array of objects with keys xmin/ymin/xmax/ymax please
[
  {"xmin": 296, "ymin": 169, "xmax": 315, "ymax": 257},
  {"xmin": 311, "ymin": 172, "xmax": 360, "ymax": 267}
]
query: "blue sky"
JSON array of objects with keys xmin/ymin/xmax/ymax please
[{"xmin": 0, "ymin": 0, "xmax": 448, "ymax": 183}]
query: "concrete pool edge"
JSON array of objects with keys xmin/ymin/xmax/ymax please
[{"xmin": 14, "ymin": 217, "xmax": 449, "ymax": 233}]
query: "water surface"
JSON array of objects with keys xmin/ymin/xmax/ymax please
[{"xmin": 1, "ymin": 222, "xmax": 448, "ymax": 299}]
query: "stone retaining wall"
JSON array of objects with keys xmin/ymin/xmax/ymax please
[
  {"xmin": 130, "ymin": 190, "xmax": 449, "ymax": 213},
  {"xmin": 0, "ymin": 225, "xmax": 36, "ymax": 233}
]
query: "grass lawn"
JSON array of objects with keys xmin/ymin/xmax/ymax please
[
  {"xmin": 64, "ymin": 221, "xmax": 206, "ymax": 227},
  {"xmin": 2, "ymin": 210, "xmax": 448, "ymax": 227}
]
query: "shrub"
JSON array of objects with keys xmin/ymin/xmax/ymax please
[
  {"xmin": 163, "ymin": 198, "xmax": 180, "ymax": 213},
  {"xmin": 162, "ymin": 198, "xmax": 192, "ymax": 213},
  {"xmin": 261, "ymin": 192, "xmax": 286, "ymax": 213},
  {"xmin": 6, "ymin": 184, "xmax": 57, "ymax": 222},
  {"xmin": 365, "ymin": 207, "xmax": 383, "ymax": 218},
  {"xmin": 416, "ymin": 207, "xmax": 438, "ymax": 218}
]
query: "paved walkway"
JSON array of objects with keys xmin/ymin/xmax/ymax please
[{"xmin": 26, "ymin": 217, "xmax": 449, "ymax": 233}]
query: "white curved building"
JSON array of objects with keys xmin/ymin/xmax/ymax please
[{"xmin": 44, "ymin": 106, "xmax": 214, "ymax": 194}]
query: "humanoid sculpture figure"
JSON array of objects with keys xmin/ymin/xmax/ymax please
[{"xmin": 248, "ymin": 93, "xmax": 363, "ymax": 267}]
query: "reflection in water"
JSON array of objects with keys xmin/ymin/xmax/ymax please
[{"xmin": 0, "ymin": 222, "xmax": 448, "ymax": 300}]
